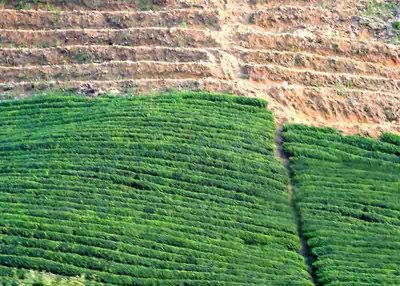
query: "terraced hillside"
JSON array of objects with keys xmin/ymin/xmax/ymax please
[
  {"xmin": 0, "ymin": 0, "xmax": 399, "ymax": 136},
  {"xmin": 283, "ymin": 124, "xmax": 400, "ymax": 285},
  {"xmin": 0, "ymin": 92, "xmax": 313, "ymax": 285}
]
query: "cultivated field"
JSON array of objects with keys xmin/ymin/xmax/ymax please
[
  {"xmin": 283, "ymin": 124, "xmax": 400, "ymax": 285},
  {"xmin": 0, "ymin": 92, "xmax": 313, "ymax": 285},
  {"xmin": 0, "ymin": 0, "xmax": 399, "ymax": 135},
  {"xmin": 0, "ymin": 1, "xmax": 399, "ymax": 285}
]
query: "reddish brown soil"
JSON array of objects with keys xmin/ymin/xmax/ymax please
[{"xmin": 0, "ymin": 0, "xmax": 399, "ymax": 136}]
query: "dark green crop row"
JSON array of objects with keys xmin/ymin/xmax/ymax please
[
  {"xmin": 283, "ymin": 124, "xmax": 400, "ymax": 286},
  {"xmin": 0, "ymin": 92, "xmax": 313, "ymax": 285},
  {"xmin": 381, "ymin": 132, "xmax": 400, "ymax": 147}
]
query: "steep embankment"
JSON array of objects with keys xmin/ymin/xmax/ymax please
[{"xmin": 0, "ymin": 0, "xmax": 399, "ymax": 136}]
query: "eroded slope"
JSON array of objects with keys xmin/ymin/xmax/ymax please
[{"xmin": 0, "ymin": 0, "xmax": 399, "ymax": 136}]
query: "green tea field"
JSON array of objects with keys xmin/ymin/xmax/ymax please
[
  {"xmin": 1, "ymin": 0, "xmax": 400, "ymax": 284},
  {"xmin": 0, "ymin": 92, "xmax": 313, "ymax": 285},
  {"xmin": 283, "ymin": 124, "xmax": 400, "ymax": 285}
]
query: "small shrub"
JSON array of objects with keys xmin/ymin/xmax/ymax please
[
  {"xmin": 393, "ymin": 21, "xmax": 400, "ymax": 30},
  {"xmin": 73, "ymin": 53, "xmax": 91, "ymax": 63}
]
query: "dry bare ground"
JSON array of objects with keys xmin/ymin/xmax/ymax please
[{"xmin": 0, "ymin": 0, "xmax": 399, "ymax": 136}]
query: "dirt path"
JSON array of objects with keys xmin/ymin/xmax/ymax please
[{"xmin": 274, "ymin": 127, "xmax": 320, "ymax": 286}]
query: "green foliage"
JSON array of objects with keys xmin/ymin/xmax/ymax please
[
  {"xmin": 362, "ymin": 0, "xmax": 398, "ymax": 18},
  {"xmin": 0, "ymin": 0, "xmax": 160, "ymax": 10},
  {"xmin": 0, "ymin": 92, "xmax": 312, "ymax": 285},
  {"xmin": 137, "ymin": 0, "xmax": 153, "ymax": 11},
  {"xmin": 0, "ymin": 270, "xmax": 99, "ymax": 286},
  {"xmin": 393, "ymin": 21, "xmax": 400, "ymax": 30},
  {"xmin": 73, "ymin": 53, "xmax": 91, "ymax": 64},
  {"xmin": 381, "ymin": 132, "xmax": 400, "ymax": 146},
  {"xmin": 283, "ymin": 124, "xmax": 400, "ymax": 285}
]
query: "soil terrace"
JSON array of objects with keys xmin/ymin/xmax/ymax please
[{"xmin": 0, "ymin": 0, "xmax": 399, "ymax": 136}]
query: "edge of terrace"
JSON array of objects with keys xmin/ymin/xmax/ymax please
[{"xmin": 0, "ymin": 90, "xmax": 268, "ymax": 109}]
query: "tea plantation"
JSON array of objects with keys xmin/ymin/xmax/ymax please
[
  {"xmin": 0, "ymin": 93, "xmax": 313, "ymax": 285},
  {"xmin": 283, "ymin": 124, "xmax": 400, "ymax": 286}
]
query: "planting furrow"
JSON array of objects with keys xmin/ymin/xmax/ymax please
[
  {"xmin": 244, "ymin": 64, "xmax": 400, "ymax": 93},
  {"xmin": 0, "ymin": 78, "xmax": 237, "ymax": 96},
  {"xmin": 0, "ymin": 9, "xmax": 222, "ymax": 30},
  {"xmin": 0, "ymin": 28, "xmax": 219, "ymax": 48},
  {"xmin": 0, "ymin": 0, "xmax": 140, "ymax": 10},
  {"xmin": 238, "ymin": 49, "xmax": 400, "ymax": 79},
  {"xmin": 237, "ymin": 31, "xmax": 400, "ymax": 66},
  {"xmin": 250, "ymin": 6, "xmax": 352, "ymax": 35},
  {"xmin": 3, "ymin": 46, "xmax": 400, "ymax": 80},
  {"xmin": 0, "ymin": 0, "xmax": 227, "ymax": 11},
  {"xmin": 0, "ymin": 46, "xmax": 214, "ymax": 67},
  {"xmin": 248, "ymin": 0, "xmax": 327, "ymax": 8},
  {"xmin": 0, "ymin": 45, "xmax": 400, "ymax": 79},
  {"xmin": 0, "ymin": 61, "xmax": 226, "ymax": 83}
]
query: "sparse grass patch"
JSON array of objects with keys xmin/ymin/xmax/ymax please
[
  {"xmin": 137, "ymin": 0, "xmax": 161, "ymax": 11},
  {"xmin": 389, "ymin": 34, "xmax": 400, "ymax": 43},
  {"xmin": 0, "ymin": 271, "xmax": 100, "ymax": 286},
  {"xmin": 73, "ymin": 53, "xmax": 91, "ymax": 63},
  {"xmin": 332, "ymin": 43, "xmax": 341, "ymax": 53},
  {"xmin": 361, "ymin": 0, "xmax": 398, "ymax": 18},
  {"xmin": 360, "ymin": 0, "xmax": 400, "ymax": 43}
]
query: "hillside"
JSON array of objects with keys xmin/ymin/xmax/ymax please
[
  {"xmin": 0, "ymin": 92, "xmax": 314, "ymax": 285},
  {"xmin": 0, "ymin": 1, "xmax": 400, "ymax": 285},
  {"xmin": 0, "ymin": 0, "xmax": 399, "ymax": 136},
  {"xmin": 0, "ymin": 92, "xmax": 398, "ymax": 285},
  {"xmin": 283, "ymin": 124, "xmax": 400, "ymax": 285}
]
